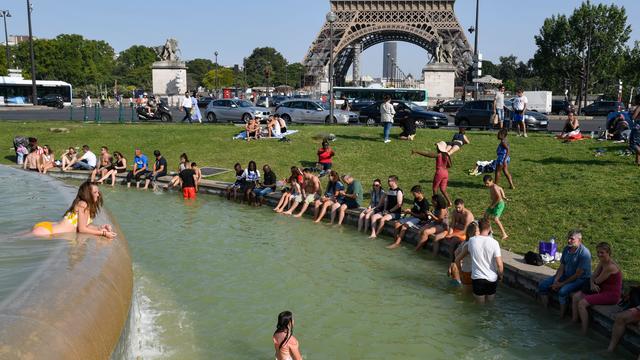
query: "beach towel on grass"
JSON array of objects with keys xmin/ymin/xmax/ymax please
[{"xmin": 233, "ymin": 130, "xmax": 299, "ymax": 140}]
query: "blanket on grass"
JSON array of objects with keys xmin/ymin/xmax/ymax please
[{"xmin": 233, "ymin": 130, "xmax": 299, "ymax": 140}]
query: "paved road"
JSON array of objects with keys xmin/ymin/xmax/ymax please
[{"xmin": 0, "ymin": 107, "xmax": 608, "ymax": 133}]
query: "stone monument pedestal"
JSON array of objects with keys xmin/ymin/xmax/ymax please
[
  {"xmin": 152, "ymin": 61, "xmax": 188, "ymax": 106},
  {"xmin": 422, "ymin": 63, "xmax": 456, "ymax": 103}
]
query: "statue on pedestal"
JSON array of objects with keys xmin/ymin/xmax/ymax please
[{"xmin": 154, "ymin": 39, "xmax": 181, "ymax": 62}]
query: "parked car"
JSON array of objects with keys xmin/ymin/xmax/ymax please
[
  {"xmin": 551, "ymin": 100, "xmax": 572, "ymax": 115},
  {"xmin": 454, "ymin": 100, "xmax": 548, "ymax": 130},
  {"xmin": 271, "ymin": 95, "xmax": 290, "ymax": 107},
  {"xmin": 359, "ymin": 100, "xmax": 448, "ymax": 128},
  {"xmin": 275, "ymin": 99, "xmax": 358, "ymax": 125},
  {"xmin": 580, "ymin": 101, "xmax": 626, "ymax": 116},
  {"xmin": 348, "ymin": 99, "xmax": 376, "ymax": 112},
  {"xmin": 433, "ymin": 99, "xmax": 465, "ymax": 113},
  {"xmin": 203, "ymin": 99, "xmax": 270, "ymax": 123},
  {"xmin": 37, "ymin": 94, "xmax": 64, "ymax": 109},
  {"xmin": 256, "ymin": 96, "xmax": 271, "ymax": 107},
  {"xmin": 197, "ymin": 96, "xmax": 215, "ymax": 108}
]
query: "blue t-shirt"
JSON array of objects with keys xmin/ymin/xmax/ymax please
[
  {"xmin": 335, "ymin": 181, "xmax": 345, "ymax": 202},
  {"xmin": 561, "ymin": 244, "xmax": 591, "ymax": 279},
  {"xmin": 134, "ymin": 154, "xmax": 148, "ymax": 170}
]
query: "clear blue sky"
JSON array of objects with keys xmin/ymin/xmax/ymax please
[{"xmin": 3, "ymin": 0, "xmax": 639, "ymax": 78}]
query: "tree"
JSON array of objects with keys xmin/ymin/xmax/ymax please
[
  {"xmin": 532, "ymin": 1, "xmax": 631, "ymax": 99},
  {"xmin": 113, "ymin": 45, "xmax": 157, "ymax": 90},
  {"xmin": 243, "ymin": 47, "xmax": 288, "ymax": 87},
  {"xmin": 186, "ymin": 58, "xmax": 214, "ymax": 89},
  {"xmin": 285, "ymin": 63, "xmax": 305, "ymax": 89},
  {"xmin": 202, "ymin": 66, "xmax": 235, "ymax": 89}
]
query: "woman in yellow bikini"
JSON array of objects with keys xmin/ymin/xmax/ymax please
[{"xmin": 32, "ymin": 181, "xmax": 117, "ymax": 238}]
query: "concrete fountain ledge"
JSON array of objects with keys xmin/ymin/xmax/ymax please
[
  {"xmin": 0, "ymin": 166, "xmax": 133, "ymax": 360},
  {"xmin": 36, "ymin": 166, "xmax": 640, "ymax": 356}
]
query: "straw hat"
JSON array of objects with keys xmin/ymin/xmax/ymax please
[{"xmin": 436, "ymin": 141, "xmax": 448, "ymax": 153}]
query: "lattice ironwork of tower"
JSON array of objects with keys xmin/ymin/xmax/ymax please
[{"xmin": 302, "ymin": 0, "xmax": 473, "ymax": 89}]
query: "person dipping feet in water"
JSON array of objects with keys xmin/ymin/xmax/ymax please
[
  {"xmin": 273, "ymin": 311, "xmax": 303, "ymax": 360},
  {"xmin": 32, "ymin": 181, "xmax": 116, "ymax": 238},
  {"xmin": 483, "ymin": 175, "xmax": 509, "ymax": 240}
]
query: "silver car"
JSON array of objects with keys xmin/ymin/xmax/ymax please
[
  {"xmin": 275, "ymin": 99, "xmax": 358, "ymax": 125},
  {"xmin": 203, "ymin": 99, "xmax": 270, "ymax": 123}
]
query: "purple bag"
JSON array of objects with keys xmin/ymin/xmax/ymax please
[{"xmin": 538, "ymin": 241, "xmax": 558, "ymax": 257}]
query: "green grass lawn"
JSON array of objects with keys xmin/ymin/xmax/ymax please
[{"xmin": 2, "ymin": 121, "xmax": 639, "ymax": 283}]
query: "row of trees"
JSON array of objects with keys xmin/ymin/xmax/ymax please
[
  {"xmin": 0, "ymin": 35, "xmax": 306, "ymax": 96},
  {"xmin": 479, "ymin": 2, "xmax": 639, "ymax": 103}
]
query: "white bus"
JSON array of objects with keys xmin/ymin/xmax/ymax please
[
  {"xmin": 0, "ymin": 76, "xmax": 73, "ymax": 106},
  {"xmin": 333, "ymin": 87, "xmax": 429, "ymax": 108}
]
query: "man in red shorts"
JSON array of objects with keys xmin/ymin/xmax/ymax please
[{"xmin": 179, "ymin": 162, "xmax": 198, "ymax": 199}]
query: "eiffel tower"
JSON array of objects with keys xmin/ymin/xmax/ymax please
[{"xmin": 303, "ymin": 0, "xmax": 473, "ymax": 87}]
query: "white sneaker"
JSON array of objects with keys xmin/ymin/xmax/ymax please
[
  {"xmin": 384, "ymin": 139, "xmax": 391, "ymax": 143},
  {"xmin": 524, "ymin": 134, "xmax": 528, "ymax": 138}
]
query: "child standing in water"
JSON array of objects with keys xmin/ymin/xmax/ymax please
[
  {"xmin": 495, "ymin": 128, "xmax": 515, "ymax": 189},
  {"xmin": 483, "ymin": 175, "xmax": 509, "ymax": 240},
  {"xmin": 272, "ymin": 311, "xmax": 303, "ymax": 360}
]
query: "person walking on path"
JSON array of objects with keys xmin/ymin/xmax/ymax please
[
  {"xmin": 512, "ymin": 88, "xmax": 528, "ymax": 137},
  {"xmin": 380, "ymin": 95, "xmax": 396, "ymax": 143},
  {"xmin": 495, "ymin": 129, "xmax": 515, "ymax": 189},
  {"xmin": 493, "ymin": 85, "xmax": 506, "ymax": 129},
  {"xmin": 181, "ymin": 91, "xmax": 193, "ymax": 123},
  {"xmin": 455, "ymin": 218, "xmax": 504, "ymax": 304},
  {"xmin": 190, "ymin": 91, "xmax": 202, "ymax": 123},
  {"xmin": 537, "ymin": 229, "xmax": 592, "ymax": 318},
  {"xmin": 411, "ymin": 142, "xmax": 453, "ymax": 207}
]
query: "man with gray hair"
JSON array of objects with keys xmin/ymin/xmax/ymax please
[
  {"xmin": 538, "ymin": 229, "xmax": 592, "ymax": 318},
  {"xmin": 334, "ymin": 174, "xmax": 363, "ymax": 225}
]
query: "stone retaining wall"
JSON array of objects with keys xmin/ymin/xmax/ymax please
[
  {"xmin": 0, "ymin": 166, "xmax": 133, "ymax": 360},
  {"xmin": 43, "ymin": 167, "xmax": 639, "ymax": 356}
]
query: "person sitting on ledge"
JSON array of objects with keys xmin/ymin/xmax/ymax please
[
  {"xmin": 608, "ymin": 304, "xmax": 640, "ymax": 353},
  {"xmin": 91, "ymin": 146, "xmax": 113, "ymax": 182},
  {"xmin": 415, "ymin": 194, "xmax": 449, "ymax": 254},
  {"xmin": 32, "ymin": 181, "xmax": 117, "ymax": 238},
  {"xmin": 369, "ymin": 175, "xmax": 403, "ymax": 238},
  {"xmin": 38, "ymin": 145, "xmax": 55, "ymax": 175},
  {"xmin": 191, "ymin": 162, "xmax": 202, "ymax": 185},
  {"xmin": 333, "ymin": 174, "xmax": 363, "ymax": 226},
  {"xmin": 60, "ymin": 147, "xmax": 78, "ymax": 172},
  {"xmin": 571, "ymin": 242, "xmax": 622, "ymax": 334},
  {"xmin": 72, "ymin": 145, "xmax": 97, "ymax": 171},
  {"xmin": 226, "ymin": 163, "xmax": 245, "ymax": 201},
  {"xmin": 558, "ymin": 112, "xmax": 582, "ymax": 140},
  {"xmin": 387, "ymin": 185, "xmax": 429, "ymax": 249},
  {"xmin": 165, "ymin": 153, "xmax": 189, "ymax": 189},
  {"xmin": 253, "ymin": 164, "xmax": 277, "ymax": 206},
  {"xmin": 293, "ymin": 168, "xmax": 321, "ymax": 217},
  {"xmin": 274, "ymin": 167, "xmax": 303, "ymax": 213},
  {"xmin": 243, "ymin": 160, "xmax": 261, "ymax": 202},
  {"xmin": 98, "ymin": 151, "xmax": 127, "ymax": 186},
  {"xmin": 445, "ymin": 198, "xmax": 475, "ymax": 243},
  {"xmin": 358, "ymin": 179, "xmax": 385, "ymax": 233},
  {"xmin": 23, "ymin": 137, "xmax": 43, "ymax": 171},
  {"xmin": 143, "ymin": 150, "xmax": 167, "ymax": 190},
  {"xmin": 313, "ymin": 170, "xmax": 344, "ymax": 222},
  {"xmin": 125, "ymin": 148, "xmax": 149, "ymax": 188},
  {"xmin": 538, "ymin": 229, "xmax": 592, "ymax": 318}
]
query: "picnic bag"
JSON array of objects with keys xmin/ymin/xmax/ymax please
[
  {"xmin": 491, "ymin": 113, "xmax": 499, "ymax": 125},
  {"xmin": 524, "ymin": 251, "xmax": 543, "ymax": 266}
]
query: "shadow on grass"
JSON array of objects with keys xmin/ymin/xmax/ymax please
[
  {"xmin": 4, "ymin": 155, "xmax": 16, "ymax": 163},
  {"xmin": 337, "ymin": 134, "xmax": 383, "ymax": 142},
  {"xmin": 522, "ymin": 157, "xmax": 615, "ymax": 166},
  {"xmin": 299, "ymin": 160, "xmax": 317, "ymax": 168},
  {"xmin": 418, "ymin": 178, "xmax": 484, "ymax": 190}
]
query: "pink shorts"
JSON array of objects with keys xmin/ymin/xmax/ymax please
[{"xmin": 433, "ymin": 171, "xmax": 448, "ymax": 192}]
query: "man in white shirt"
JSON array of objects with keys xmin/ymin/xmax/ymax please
[
  {"xmin": 181, "ymin": 91, "xmax": 193, "ymax": 123},
  {"xmin": 493, "ymin": 85, "xmax": 506, "ymax": 129},
  {"xmin": 73, "ymin": 145, "xmax": 97, "ymax": 170},
  {"xmin": 512, "ymin": 88, "xmax": 528, "ymax": 137},
  {"xmin": 456, "ymin": 218, "xmax": 504, "ymax": 304}
]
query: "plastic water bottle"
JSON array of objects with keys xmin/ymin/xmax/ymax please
[
  {"xmin": 590, "ymin": 131, "xmax": 594, "ymax": 138},
  {"xmin": 550, "ymin": 236, "xmax": 556, "ymax": 244}
]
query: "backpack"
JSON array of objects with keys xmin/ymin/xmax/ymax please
[{"xmin": 524, "ymin": 251, "xmax": 543, "ymax": 266}]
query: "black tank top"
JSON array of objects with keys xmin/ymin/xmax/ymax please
[{"xmin": 386, "ymin": 187, "xmax": 403, "ymax": 214}]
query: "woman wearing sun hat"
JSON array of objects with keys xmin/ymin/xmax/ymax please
[{"xmin": 411, "ymin": 141, "xmax": 453, "ymax": 207}]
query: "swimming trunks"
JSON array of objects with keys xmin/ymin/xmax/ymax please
[
  {"xmin": 472, "ymin": 278, "xmax": 498, "ymax": 296},
  {"xmin": 183, "ymin": 187, "xmax": 197, "ymax": 199},
  {"xmin": 486, "ymin": 201, "xmax": 506, "ymax": 218}
]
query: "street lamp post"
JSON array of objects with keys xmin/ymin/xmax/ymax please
[
  {"xmin": 214, "ymin": 51, "xmax": 219, "ymax": 98},
  {"xmin": 0, "ymin": 10, "xmax": 10, "ymax": 69},
  {"xmin": 472, "ymin": 0, "xmax": 480, "ymax": 99},
  {"xmin": 326, "ymin": 11, "xmax": 337, "ymax": 124},
  {"xmin": 26, "ymin": 0, "xmax": 36, "ymax": 105}
]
